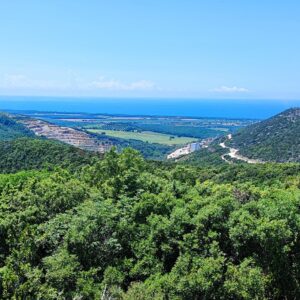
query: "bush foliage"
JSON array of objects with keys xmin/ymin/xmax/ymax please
[{"xmin": 0, "ymin": 144, "xmax": 299, "ymax": 299}]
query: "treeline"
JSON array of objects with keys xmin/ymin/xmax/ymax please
[
  {"xmin": 93, "ymin": 122, "xmax": 223, "ymax": 138},
  {"xmin": 0, "ymin": 144, "xmax": 300, "ymax": 299},
  {"xmin": 90, "ymin": 131, "xmax": 174, "ymax": 160},
  {"xmin": 0, "ymin": 138, "xmax": 97, "ymax": 173}
]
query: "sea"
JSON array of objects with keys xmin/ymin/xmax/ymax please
[{"xmin": 0, "ymin": 96, "xmax": 299, "ymax": 119}]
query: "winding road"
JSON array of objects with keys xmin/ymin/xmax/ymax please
[{"xmin": 219, "ymin": 134, "xmax": 263, "ymax": 164}]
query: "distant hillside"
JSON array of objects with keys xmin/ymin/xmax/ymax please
[
  {"xmin": 229, "ymin": 108, "xmax": 300, "ymax": 162},
  {"xmin": 0, "ymin": 138, "xmax": 96, "ymax": 173},
  {"xmin": 0, "ymin": 113, "xmax": 34, "ymax": 140}
]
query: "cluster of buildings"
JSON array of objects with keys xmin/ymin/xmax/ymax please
[
  {"xmin": 22, "ymin": 119, "xmax": 112, "ymax": 153},
  {"xmin": 167, "ymin": 142, "xmax": 200, "ymax": 159},
  {"xmin": 167, "ymin": 138, "xmax": 214, "ymax": 160}
]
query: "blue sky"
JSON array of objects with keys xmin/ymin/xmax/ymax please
[{"xmin": 0, "ymin": 0, "xmax": 299, "ymax": 99}]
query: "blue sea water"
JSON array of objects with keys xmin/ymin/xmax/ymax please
[{"xmin": 0, "ymin": 96, "xmax": 299, "ymax": 119}]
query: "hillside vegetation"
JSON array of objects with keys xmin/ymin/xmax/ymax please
[
  {"xmin": 0, "ymin": 109, "xmax": 300, "ymax": 298},
  {"xmin": 0, "ymin": 113, "xmax": 34, "ymax": 140},
  {"xmin": 0, "ymin": 112, "xmax": 173, "ymax": 161},
  {"xmin": 90, "ymin": 131, "xmax": 174, "ymax": 160},
  {"xmin": 180, "ymin": 144, "xmax": 227, "ymax": 166},
  {"xmin": 0, "ymin": 138, "xmax": 96, "ymax": 173},
  {"xmin": 0, "ymin": 143, "xmax": 300, "ymax": 299},
  {"xmin": 230, "ymin": 108, "xmax": 300, "ymax": 162}
]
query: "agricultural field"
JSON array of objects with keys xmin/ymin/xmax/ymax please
[
  {"xmin": 87, "ymin": 129, "xmax": 198, "ymax": 145},
  {"xmin": 6, "ymin": 110, "xmax": 257, "ymax": 159}
]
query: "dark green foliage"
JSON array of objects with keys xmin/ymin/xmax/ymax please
[
  {"xmin": 0, "ymin": 146, "xmax": 300, "ymax": 299},
  {"xmin": 90, "ymin": 131, "xmax": 174, "ymax": 160},
  {"xmin": 0, "ymin": 113, "xmax": 33, "ymax": 140},
  {"xmin": 114, "ymin": 138, "xmax": 173, "ymax": 160},
  {"xmin": 97, "ymin": 122, "xmax": 141, "ymax": 132},
  {"xmin": 0, "ymin": 138, "xmax": 96, "ymax": 173},
  {"xmin": 230, "ymin": 108, "xmax": 300, "ymax": 162}
]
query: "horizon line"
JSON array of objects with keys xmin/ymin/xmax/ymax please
[{"xmin": 0, "ymin": 95, "xmax": 300, "ymax": 102}]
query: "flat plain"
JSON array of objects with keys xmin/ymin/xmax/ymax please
[{"xmin": 87, "ymin": 129, "xmax": 198, "ymax": 145}]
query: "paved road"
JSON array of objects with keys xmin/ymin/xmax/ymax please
[{"xmin": 220, "ymin": 134, "xmax": 264, "ymax": 164}]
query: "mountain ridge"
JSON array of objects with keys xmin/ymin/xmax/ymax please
[{"xmin": 229, "ymin": 107, "xmax": 300, "ymax": 162}]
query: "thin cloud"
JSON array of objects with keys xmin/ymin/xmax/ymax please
[
  {"xmin": 89, "ymin": 77, "xmax": 156, "ymax": 91},
  {"xmin": 212, "ymin": 86, "xmax": 250, "ymax": 93},
  {"xmin": 1, "ymin": 74, "xmax": 67, "ymax": 90},
  {"xmin": 0, "ymin": 74, "xmax": 157, "ymax": 92}
]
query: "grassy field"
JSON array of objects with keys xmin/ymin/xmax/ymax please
[{"xmin": 88, "ymin": 129, "xmax": 198, "ymax": 145}]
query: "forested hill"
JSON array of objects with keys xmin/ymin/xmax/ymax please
[
  {"xmin": 0, "ymin": 113, "xmax": 34, "ymax": 140},
  {"xmin": 0, "ymin": 138, "xmax": 97, "ymax": 173},
  {"xmin": 229, "ymin": 108, "xmax": 300, "ymax": 162},
  {"xmin": 0, "ymin": 112, "xmax": 97, "ymax": 172},
  {"xmin": 0, "ymin": 146, "xmax": 299, "ymax": 299},
  {"xmin": 0, "ymin": 109, "xmax": 299, "ymax": 298}
]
